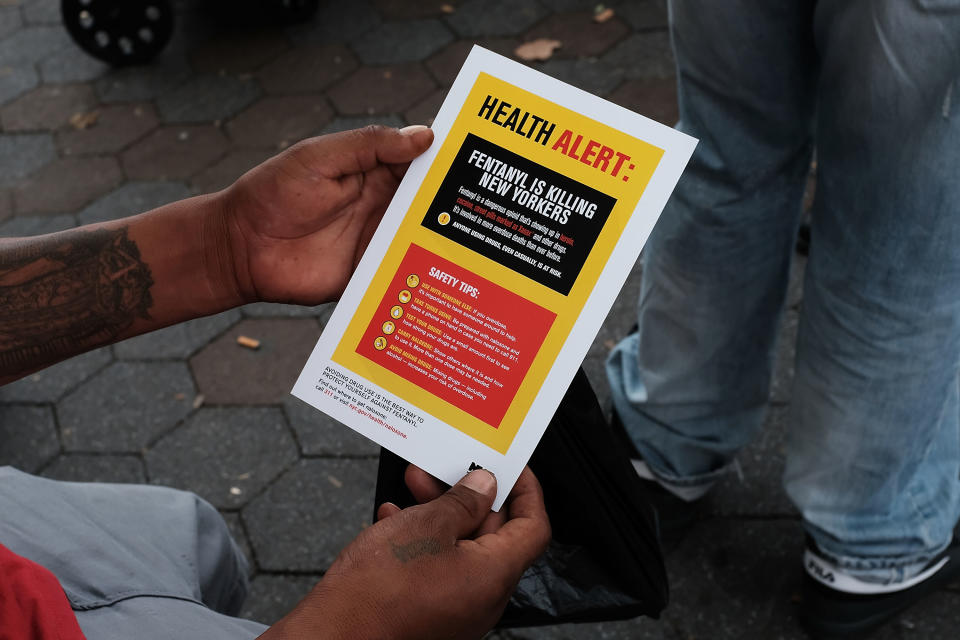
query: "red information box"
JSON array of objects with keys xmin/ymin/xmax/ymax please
[{"xmin": 355, "ymin": 243, "xmax": 556, "ymax": 428}]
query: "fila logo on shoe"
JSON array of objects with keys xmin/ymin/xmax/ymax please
[{"xmin": 806, "ymin": 556, "xmax": 835, "ymax": 584}]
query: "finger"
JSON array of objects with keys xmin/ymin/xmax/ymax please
[
  {"xmin": 413, "ymin": 469, "xmax": 497, "ymax": 540},
  {"xmin": 475, "ymin": 510, "xmax": 508, "ymax": 537},
  {"xmin": 302, "ymin": 125, "xmax": 434, "ymax": 179},
  {"xmin": 475, "ymin": 468, "xmax": 550, "ymax": 565},
  {"xmin": 405, "ymin": 465, "xmax": 447, "ymax": 503},
  {"xmin": 376, "ymin": 502, "xmax": 402, "ymax": 521}
]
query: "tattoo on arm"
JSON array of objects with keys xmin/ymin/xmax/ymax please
[
  {"xmin": 390, "ymin": 538, "xmax": 445, "ymax": 563},
  {"xmin": 0, "ymin": 227, "xmax": 154, "ymax": 375}
]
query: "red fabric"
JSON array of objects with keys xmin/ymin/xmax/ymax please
[{"xmin": 0, "ymin": 543, "xmax": 86, "ymax": 640}]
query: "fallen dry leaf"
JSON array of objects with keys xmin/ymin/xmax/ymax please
[
  {"xmin": 192, "ymin": 394, "xmax": 205, "ymax": 409},
  {"xmin": 594, "ymin": 7, "xmax": 615, "ymax": 23},
  {"xmin": 440, "ymin": 3, "xmax": 454, "ymax": 13},
  {"xmin": 327, "ymin": 475, "xmax": 343, "ymax": 488},
  {"xmin": 69, "ymin": 109, "xmax": 100, "ymax": 130},
  {"xmin": 514, "ymin": 38, "xmax": 562, "ymax": 62}
]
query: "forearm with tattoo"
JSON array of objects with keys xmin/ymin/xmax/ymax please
[{"xmin": 0, "ymin": 227, "xmax": 154, "ymax": 376}]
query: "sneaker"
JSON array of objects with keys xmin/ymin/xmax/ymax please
[
  {"xmin": 610, "ymin": 408, "xmax": 703, "ymax": 549},
  {"xmin": 800, "ymin": 528, "xmax": 960, "ymax": 638}
]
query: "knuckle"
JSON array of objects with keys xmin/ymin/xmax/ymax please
[
  {"xmin": 355, "ymin": 124, "xmax": 391, "ymax": 141},
  {"xmin": 441, "ymin": 487, "xmax": 481, "ymax": 521}
]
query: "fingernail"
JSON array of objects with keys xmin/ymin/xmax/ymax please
[
  {"xmin": 400, "ymin": 124, "xmax": 430, "ymax": 134},
  {"xmin": 461, "ymin": 469, "xmax": 496, "ymax": 496}
]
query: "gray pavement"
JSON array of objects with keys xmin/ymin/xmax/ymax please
[{"xmin": 1, "ymin": 0, "xmax": 957, "ymax": 638}]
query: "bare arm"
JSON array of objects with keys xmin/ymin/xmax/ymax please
[{"xmin": 0, "ymin": 125, "xmax": 434, "ymax": 384}]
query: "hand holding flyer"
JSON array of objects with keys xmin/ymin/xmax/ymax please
[{"xmin": 293, "ymin": 47, "xmax": 697, "ymax": 509}]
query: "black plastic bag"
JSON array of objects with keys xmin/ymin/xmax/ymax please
[{"xmin": 373, "ymin": 368, "xmax": 668, "ymax": 627}]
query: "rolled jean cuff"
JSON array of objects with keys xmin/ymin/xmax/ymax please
[
  {"xmin": 811, "ymin": 537, "xmax": 955, "ymax": 586},
  {"xmin": 634, "ymin": 455, "xmax": 732, "ymax": 501}
]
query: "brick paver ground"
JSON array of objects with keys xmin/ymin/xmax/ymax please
[{"xmin": 1, "ymin": 1, "xmax": 957, "ymax": 638}]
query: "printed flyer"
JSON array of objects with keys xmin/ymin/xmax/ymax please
[{"xmin": 293, "ymin": 46, "xmax": 697, "ymax": 509}]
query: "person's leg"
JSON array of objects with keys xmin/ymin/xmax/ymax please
[
  {"xmin": 0, "ymin": 468, "xmax": 267, "ymax": 639},
  {"xmin": 607, "ymin": 0, "xmax": 817, "ymax": 493},
  {"xmin": 786, "ymin": 0, "xmax": 960, "ymax": 582}
]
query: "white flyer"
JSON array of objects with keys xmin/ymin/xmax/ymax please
[{"xmin": 293, "ymin": 46, "xmax": 696, "ymax": 509}]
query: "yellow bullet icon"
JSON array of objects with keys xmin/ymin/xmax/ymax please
[
  {"xmin": 398, "ymin": 289, "xmax": 412, "ymax": 304},
  {"xmin": 381, "ymin": 321, "xmax": 396, "ymax": 335},
  {"xmin": 390, "ymin": 305, "xmax": 404, "ymax": 319},
  {"xmin": 406, "ymin": 274, "xmax": 420, "ymax": 288},
  {"xmin": 373, "ymin": 336, "xmax": 387, "ymax": 351},
  {"xmin": 438, "ymin": 212, "xmax": 451, "ymax": 225}
]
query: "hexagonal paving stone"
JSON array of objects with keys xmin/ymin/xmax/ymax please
[
  {"xmin": 0, "ymin": 133, "xmax": 55, "ymax": 188},
  {"xmin": 41, "ymin": 454, "xmax": 146, "ymax": 484},
  {"xmin": 221, "ymin": 512, "xmax": 255, "ymax": 576},
  {"xmin": 616, "ymin": 0, "xmax": 669, "ymax": 32},
  {"xmin": 121, "ymin": 125, "xmax": 229, "ymax": 181},
  {"xmin": 608, "ymin": 77, "xmax": 678, "ymax": 126},
  {"xmin": 286, "ymin": 0, "xmax": 381, "ymax": 46},
  {"xmin": 0, "ymin": 25, "xmax": 70, "ymax": 67},
  {"xmin": 40, "ymin": 46, "xmax": 110, "ymax": 84},
  {"xmin": 444, "ymin": 0, "xmax": 546, "ymax": 37},
  {"xmin": 0, "ymin": 213, "xmax": 76, "ymax": 236},
  {"xmin": 0, "ymin": 405, "xmax": 59, "ymax": 473},
  {"xmin": 0, "ymin": 58, "xmax": 40, "ymax": 103},
  {"xmin": 319, "ymin": 114, "xmax": 405, "ymax": 135},
  {"xmin": 226, "ymin": 96, "xmax": 333, "ymax": 149},
  {"xmin": 327, "ymin": 64, "xmax": 435, "ymax": 115},
  {"xmin": 77, "ymin": 181, "xmax": 192, "ymax": 225},
  {"xmin": 404, "ymin": 88, "xmax": 445, "ymax": 126},
  {"xmin": 538, "ymin": 58, "xmax": 624, "ymax": 96},
  {"xmin": 190, "ymin": 317, "xmax": 321, "ymax": 405},
  {"xmin": 523, "ymin": 10, "xmax": 630, "ymax": 59},
  {"xmin": 257, "ymin": 44, "xmax": 358, "ymax": 96},
  {"xmin": 22, "ymin": 0, "xmax": 62, "ymax": 26},
  {"xmin": 351, "ymin": 19, "xmax": 454, "ymax": 65},
  {"xmin": 192, "ymin": 149, "xmax": 274, "ymax": 194},
  {"xmin": 156, "ymin": 74, "xmax": 261, "ymax": 124},
  {"xmin": 114, "ymin": 309, "xmax": 241, "ymax": 360},
  {"xmin": 506, "ymin": 618, "xmax": 667, "ymax": 640},
  {"xmin": 0, "ymin": 83, "xmax": 97, "ymax": 133},
  {"xmin": 1, "ymin": 84, "xmax": 96, "ymax": 132},
  {"xmin": 244, "ymin": 458, "xmax": 377, "ymax": 571},
  {"xmin": 95, "ymin": 57, "xmax": 192, "ymax": 103},
  {"xmin": 241, "ymin": 574, "xmax": 319, "ymax": 626},
  {"xmin": 373, "ymin": 0, "xmax": 458, "ymax": 19},
  {"xmin": 787, "ymin": 252, "xmax": 806, "ymax": 310},
  {"xmin": 189, "ymin": 31, "xmax": 289, "ymax": 74},
  {"xmin": 653, "ymin": 520, "xmax": 805, "ymax": 639},
  {"xmin": 57, "ymin": 103, "xmax": 159, "ymax": 156},
  {"xmin": 240, "ymin": 302, "xmax": 332, "ymax": 319},
  {"xmin": 59, "ymin": 361, "xmax": 195, "ymax": 452},
  {"xmin": 284, "ymin": 395, "xmax": 379, "ymax": 457},
  {"xmin": 0, "ymin": 6, "xmax": 22, "ymax": 40},
  {"xmin": 0, "ymin": 347, "xmax": 112, "ymax": 403},
  {"xmin": 0, "ymin": 189, "xmax": 11, "ymax": 222},
  {"xmin": 14, "ymin": 156, "xmax": 122, "ymax": 215},
  {"xmin": 146, "ymin": 406, "xmax": 298, "ymax": 509},
  {"xmin": 710, "ymin": 405, "xmax": 797, "ymax": 518},
  {"xmin": 770, "ymin": 310, "xmax": 799, "ymax": 404},
  {"xmin": 424, "ymin": 38, "xmax": 519, "ymax": 88},
  {"xmin": 602, "ymin": 32, "xmax": 675, "ymax": 80}
]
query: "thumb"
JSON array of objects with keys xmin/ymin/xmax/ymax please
[
  {"xmin": 420, "ymin": 469, "xmax": 497, "ymax": 540},
  {"xmin": 311, "ymin": 124, "xmax": 434, "ymax": 174}
]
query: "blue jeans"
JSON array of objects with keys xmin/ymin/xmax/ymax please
[{"xmin": 607, "ymin": 0, "xmax": 960, "ymax": 583}]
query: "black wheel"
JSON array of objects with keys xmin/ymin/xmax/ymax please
[
  {"xmin": 265, "ymin": 0, "xmax": 319, "ymax": 24},
  {"xmin": 61, "ymin": 0, "xmax": 175, "ymax": 66}
]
